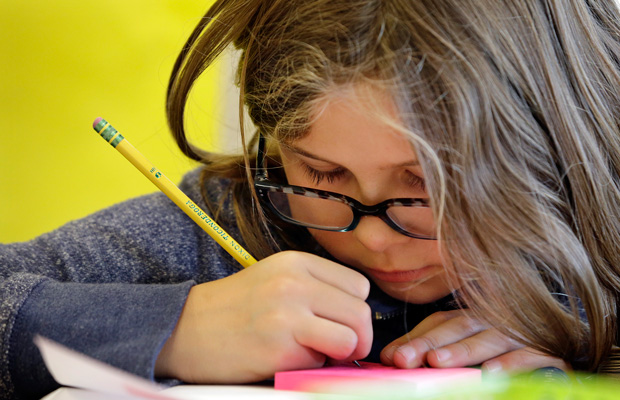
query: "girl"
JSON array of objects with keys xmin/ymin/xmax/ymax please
[{"xmin": 2, "ymin": 0, "xmax": 620, "ymax": 398}]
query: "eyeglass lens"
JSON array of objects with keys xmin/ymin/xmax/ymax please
[
  {"xmin": 267, "ymin": 191, "xmax": 435, "ymax": 236},
  {"xmin": 268, "ymin": 191, "xmax": 353, "ymax": 229}
]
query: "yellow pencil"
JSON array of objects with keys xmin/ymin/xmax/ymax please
[{"xmin": 92, "ymin": 117, "xmax": 257, "ymax": 268}]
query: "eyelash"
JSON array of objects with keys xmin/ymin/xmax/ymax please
[
  {"xmin": 303, "ymin": 164, "xmax": 347, "ymax": 185},
  {"xmin": 405, "ymin": 171, "xmax": 426, "ymax": 191},
  {"xmin": 302, "ymin": 163, "xmax": 427, "ymax": 191}
]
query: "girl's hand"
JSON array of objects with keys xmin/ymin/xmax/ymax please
[
  {"xmin": 380, "ymin": 310, "xmax": 569, "ymax": 373},
  {"xmin": 155, "ymin": 251, "xmax": 372, "ymax": 383}
]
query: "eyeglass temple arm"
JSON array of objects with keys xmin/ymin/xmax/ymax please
[{"xmin": 255, "ymin": 134, "xmax": 269, "ymax": 179}]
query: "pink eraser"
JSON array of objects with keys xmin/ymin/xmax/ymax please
[{"xmin": 93, "ymin": 117, "xmax": 103, "ymax": 129}]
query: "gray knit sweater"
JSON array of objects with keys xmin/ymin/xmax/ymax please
[
  {"xmin": 0, "ymin": 168, "xmax": 454, "ymax": 399},
  {"xmin": 0, "ymin": 169, "xmax": 245, "ymax": 399}
]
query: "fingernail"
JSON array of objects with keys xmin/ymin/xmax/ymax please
[
  {"xmin": 483, "ymin": 360, "xmax": 503, "ymax": 374},
  {"xmin": 434, "ymin": 348, "xmax": 451, "ymax": 363},
  {"xmin": 395, "ymin": 346, "xmax": 417, "ymax": 365},
  {"xmin": 383, "ymin": 346, "xmax": 397, "ymax": 363}
]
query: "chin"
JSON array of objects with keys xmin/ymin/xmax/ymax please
[{"xmin": 374, "ymin": 279, "xmax": 453, "ymax": 305}]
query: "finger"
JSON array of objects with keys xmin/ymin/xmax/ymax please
[
  {"xmin": 267, "ymin": 340, "xmax": 327, "ymax": 374},
  {"xmin": 481, "ymin": 347, "xmax": 571, "ymax": 375},
  {"xmin": 298, "ymin": 252, "xmax": 370, "ymax": 299},
  {"xmin": 388, "ymin": 313, "xmax": 488, "ymax": 368},
  {"xmin": 294, "ymin": 315, "xmax": 360, "ymax": 360},
  {"xmin": 307, "ymin": 282, "xmax": 373, "ymax": 361},
  {"xmin": 406, "ymin": 310, "xmax": 467, "ymax": 338},
  {"xmin": 425, "ymin": 328, "xmax": 523, "ymax": 368},
  {"xmin": 380, "ymin": 310, "xmax": 466, "ymax": 365}
]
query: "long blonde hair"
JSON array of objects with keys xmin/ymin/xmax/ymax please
[{"xmin": 167, "ymin": 0, "xmax": 620, "ymax": 370}]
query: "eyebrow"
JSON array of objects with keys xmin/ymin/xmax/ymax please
[{"xmin": 285, "ymin": 144, "xmax": 420, "ymax": 169}]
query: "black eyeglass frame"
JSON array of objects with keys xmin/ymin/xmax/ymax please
[{"xmin": 253, "ymin": 134, "xmax": 436, "ymax": 240}]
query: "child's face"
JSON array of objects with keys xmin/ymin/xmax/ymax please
[{"xmin": 279, "ymin": 86, "xmax": 454, "ymax": 304}]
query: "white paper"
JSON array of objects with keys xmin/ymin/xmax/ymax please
[
  {"xmin": 35, "ymin": 336, "xmax": 316, "ymax": 400},
  {"xmin": 42, "ymin": 387, "xmax": 139, "ymax": 400},
  {"xmin": 34, "ymin": 336, "xmax": 178, "ymax": 400},
  {"xmin": 164, "ymin": 385, "xmax": 315, "ymax": 400}
]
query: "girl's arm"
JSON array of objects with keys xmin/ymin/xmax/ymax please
[
  {"xmin": 1, "ymin": 171, "xmax": 374, "ymax": 397},
  {"xmin": 0, "ymin": 177, "xmax": 233, "ymax": 399}
]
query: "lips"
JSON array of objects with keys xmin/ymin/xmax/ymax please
[{"xmin": 365, "ymin": 265, "xmax": 439, "ymax": 283}]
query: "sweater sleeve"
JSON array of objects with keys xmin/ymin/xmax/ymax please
[
  {"xmin": 0, "ymin": 170, "xmax": 244, "ymax": 399},
  {"xmin": 7, "ymin": 277, "xmax": 193, "ymax": 399}
]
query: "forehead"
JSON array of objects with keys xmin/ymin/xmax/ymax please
[{"xmin": 289, "ymin": 84, "xmax": 419, "ymax": 168}]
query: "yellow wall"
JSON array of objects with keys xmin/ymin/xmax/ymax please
[{"xmin": 0, "ymin": 1, "xmax": 224, "ymax": 242}]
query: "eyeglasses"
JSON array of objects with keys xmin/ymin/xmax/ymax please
[{"xmin": 254, "ymin": 134, "xmax": 437, "ymax": 240}]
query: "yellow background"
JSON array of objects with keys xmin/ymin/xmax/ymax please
[{"xmin": 0, "ymin": 1, "xmax": 227, "ymax": 242}]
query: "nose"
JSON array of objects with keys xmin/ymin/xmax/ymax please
[{"xmin": 352, "ymin": 215, "xmax": 407, "ymax": 253}]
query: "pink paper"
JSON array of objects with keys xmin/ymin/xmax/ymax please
[{"xmin": 275, "ymin": 362, "xmax": 481, "ymax": 393}]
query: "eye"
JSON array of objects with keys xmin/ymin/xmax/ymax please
[
  {"xmin": 405, "ymin": 171, "xmax": 426, "ymax": 191},
  {"xmin": 303, "ymin": 164, "xmax": 347, "ymax": 185}
]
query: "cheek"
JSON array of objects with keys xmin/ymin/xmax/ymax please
[
  {"xmin": 308, "ymin": 230, "xmax": 347, "ymax": 254},
  {"xmin": 307, "ymin": 229, "xmax": 363, "ymax": 266}
]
